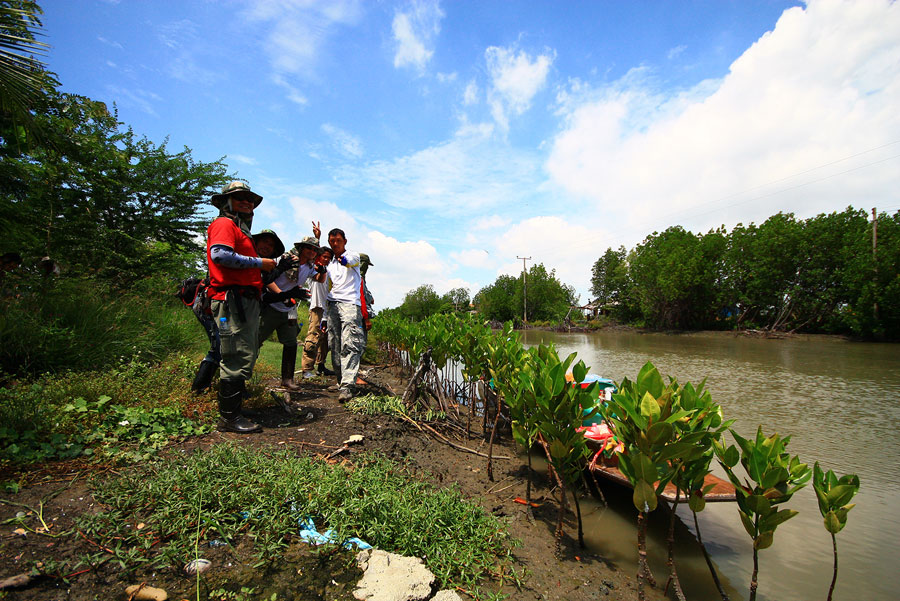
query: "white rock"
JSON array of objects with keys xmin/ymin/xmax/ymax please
[
  {"xmin": 353, "ymin": 549, "xmax": 435, "ymax": 601},
  {"xmin": 432, "ymin": 591, "xmax": 464, "ymax": 601}
]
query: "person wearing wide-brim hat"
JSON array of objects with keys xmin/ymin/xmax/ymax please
[{"xmin": 205, "ymin": 181, "xmax": 276, "ymax": 434}]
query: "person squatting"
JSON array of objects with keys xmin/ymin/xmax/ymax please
[{"xmin": 197, "ymin": 181, "xmax": 374, "ymax": 434}]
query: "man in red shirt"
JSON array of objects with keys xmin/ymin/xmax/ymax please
[{"xmin": 207, "ymin": 181, "xmax": 276, "ymax": 433}]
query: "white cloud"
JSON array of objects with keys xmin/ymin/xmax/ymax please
[
  {"xmin": 392, "ymin": 0, "xmax": 444, "ymax": 73},
  {"xmin": 436, "ymin": 72, "xmax": 457, "ymax": 83},
  {"xmin": 363, "ymin": 231, "xmax": 477, "ymax": 308},
  {"xmin": 104, "ymin": 85, "xmax": 162, "ymax": 117},
  {"xmin": 229, "ymin": 154, "xmax": 258, "ymax": 166},
  {"xmin": 97, "ymin": 36, "xmax": 123, "ymax": 50},
  {"xmin": 243, "ymin": 0, "xmax": 362, "ymax": 79},
  {"xmin": 271, "ymin": 74, "xmax": 308, "ymax": 106},
  {"xmin": 486, "ymin": 45, "xmax": 555, "ymax": 129},
  {"xmin": 546, "ymin": 0, "xmax": 900, "ymax": 245},
  {"xmin": 667, "ymin": 45, "xmax": 687, "ymax": 60},
  {"xmin": 491, "ymin": 216, "xmax": 612, "ymax": 303},
  {"xmin": 321, "ymin": 123, "xmax": 364, "ymax": 159},
  {"xmin": 450, "ymin": 249, "xmax": 491, "ymax": 268},
  {"xmin": 463, "ymin": 79, "xmax": 478, "ymax": 105}
]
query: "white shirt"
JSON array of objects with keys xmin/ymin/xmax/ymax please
[
  {"xmin": 326, "ymin": 251, "xmax": 362, "ymax": 305},
  {"xmin": 269, "ymin": 262, "xmax": 316, "ymax": 313}
]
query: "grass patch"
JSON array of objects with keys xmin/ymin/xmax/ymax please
[
  {"xmin": 76, "ymin": 443, "xmax": 514, "ymax": 591},
  {"xmin": 345, "ymin": 393, "xmax": 405, "ymax": 416}
]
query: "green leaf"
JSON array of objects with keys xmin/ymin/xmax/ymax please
[
  {"xmin": 646, "ymin": 422, "xmax": 673, "ymax": 445},
  {"xmin": 633, "ymin": 480, "xmax": 658, "ymax": 513},
  {"xmin": 760, "ymin": 508, "xmax": 798, "ymax": 531},
  {"xmin": 549, "ymin": 439, "xmax": 568, "ymax": 460},
  {"xmin": 636, "ymin": 362, "xmax": 664, "ymax": 398},
  {"xmin": 572, "ymin": 361, "xmax": 587, "ymax": 384},
  {"xmin": 739, "ymin": 510, "xmax": 756, "ymax": 537},
  {"xmin": 634, "ymin": 453, "xmax": 658, "ymax": 483},
  {"xmin": 824, "ymin": 511, "xmax": 842, "ymax": 534},
  {"xmin": 754, "ymin": 530, "xmax": 774, "ymax": 550},
  {"xmin": 745, "ymin": 494, "xmax": 771, "ymax": 516},
  {"xmin": 688, "ymin": 492, "xmax": 706, "ymax": 513},
  {"xmin": 640, "ymin": 391, "xmax": 661, "ymax": 421}
]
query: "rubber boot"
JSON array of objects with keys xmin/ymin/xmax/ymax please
[
  {"xmin": 191, "ymin": 360, "xmax": 218, "ymax": 394},
  {"xmin": 317, "ymin": 362, "xmax": 335, "ymax": 376},
  {"xmin": 217, "ymin": 379, "xmax": 262, "ymax": 433},
  {"xmin": 281, "ymin": 345, "xmax": 301, "ymax": 390}
]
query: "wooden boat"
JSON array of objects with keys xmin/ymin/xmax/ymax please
[{"xmin": 583, "ymin": 437, "xmax": 737, "ymax": 503}]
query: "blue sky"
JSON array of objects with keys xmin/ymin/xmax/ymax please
[{"xmin": 41, "ymin": 0, "xmax": 900, "ymax": 308}]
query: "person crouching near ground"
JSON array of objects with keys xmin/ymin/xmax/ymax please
[
  {"xmin": 207, "ymin": 181, "xmax": 276, "ymax": 434},
  {"xmin": 255, "ymin": 231, "xmax": 322, "ymax": 391},
  {"xmin": 325, "ymin": 228, "xmax": 364, "ymax": 403},
  {"xmin": 301, "ymin": 245, "xmax": 333, "ymax": 379}
]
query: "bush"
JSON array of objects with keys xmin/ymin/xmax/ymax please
[{"xmin": 0, "ymin": 273, "xmax": 202, "ymax": 377}]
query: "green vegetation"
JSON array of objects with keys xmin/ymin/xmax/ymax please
[
  {"xmin": 75, "ymin": 443, "xmax": 513, "ymax": 591},
  {"xmin": 591, "ymin": 208, "xmax": 900, "ymax": 338},
  {"xmin": 474, "ymin": 263, "xmax": 577, "ymax": 323},
  {"xmin": 377, "ymin": 312, "xmax": 863, "ymax": 601},
  {"xmin": 813, "ymin": 462, "xmax": 860, "ymax": 601},
  {"xmin": 714, "ymin": 428, "xmax": 812, "ymax": 601},
  {"xmin": 394, "ymin": 284, "xmax": 472, "ymax": 321}
]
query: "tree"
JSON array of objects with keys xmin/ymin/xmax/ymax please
[
  {"xmin": 0, "ymin": 1, "xmax": 58, "ymax": 146},
  {"xmin": 0, "ymin": 90, "xmax": 229, "ymax": 282},
  {"xmin": 398, "ymin": 284, "xmax": 442, "ymax": 321},
  {"xmin": 441, "ymin": 287, "xmax": 470, "ymax": 312},
  {"xmin": 591, "ymin": 246, "xmax": 627, "ymax": 305},
  {"xmin": 629, "ymin": 226, "xmax": 723, "ymax": 329},
  {"xmin": 514, "ymin": 263, "xmax": 576, "ymax": 322},
  {"xmin": 474, "ymin": 274, "xmax": 519, "ymax": 322}
]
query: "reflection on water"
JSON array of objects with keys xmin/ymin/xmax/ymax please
[{"xmin": 521, "ymin": 330, "xmax": 900, "ymax": 601}]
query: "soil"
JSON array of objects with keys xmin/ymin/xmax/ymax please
[{"xmin": 0, "ymin": 362, "xmax": 668, "ymax": 601}]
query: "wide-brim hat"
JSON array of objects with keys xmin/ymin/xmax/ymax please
[
  {"xmin": 359, "ymin": 253, "xmax": 373, "ymax": 267},
  {"xmin": 210, "ymin": 181, "xmax": 263, "ymax": 209},
  {"xmin": 253, "ymin": 229, "xmax": 285, "ymax": 257},
  {"xmin": 294, "ymin": 236, "xmax": 321, "ymax": 253}
]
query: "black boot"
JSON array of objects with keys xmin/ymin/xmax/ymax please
[
  {"xmin": 217, "ymin": 379, "xmax": 262, "ymax": 433},
  {"xmin": 317, "ymin": 362, "xmax": 335, "ymax": 376},
  {"xmin": 191, "ymin": 360, "xmax": 218, "ymax": 394},
  {"xmin": 281, "ymin": 345, "xmax": 300, "ymax": 390}
]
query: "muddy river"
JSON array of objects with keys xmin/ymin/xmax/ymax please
[{"xmin": 520, "ymin": 329, "xmax": 899, "ymax": 601}]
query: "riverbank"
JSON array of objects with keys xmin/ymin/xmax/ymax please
[
  {"xmin": 517, "ymin": 321, "xmax": 858, "ymax": 342},
  {"xmin": 0, "ymin": 355, "xmax": 666, "ymax": 601}
]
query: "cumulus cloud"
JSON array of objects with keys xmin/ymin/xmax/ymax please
[
  {"xmin": 486, "ymin": 44, "xmax": 555, "ymax": 129},
  {"xmin": 490, "ymin": 216, "xmax": 614, "ymax": 303},
  {"xmin": 392, "ymin": 0, "xmax": 444, "ymax": 73},
  {"xmin": 321, "ymin": 123, "xmax": 364, "ymax": 159},
  {"xmin": 546, "ymin": 0, "xmax": 900, "ymax": 244}
]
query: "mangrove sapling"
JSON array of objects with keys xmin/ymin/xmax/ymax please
[
  {"xmin": 812, "ymin": 462, "xmax": 860, "ymax": 601},
  {"xmin": 662, "ymin": 379, "xmax": 733, "ymax": 601},
  {"xmin": 603, "ymin": 362, "xmax": 711, "ymax": 599},
  {"xmin": 518, "ymin": 347, "xmax": 599, "ymax": 554},
  {"xmin": 713, "ymin": 427, "xmax": 811, "ymax": 601}
]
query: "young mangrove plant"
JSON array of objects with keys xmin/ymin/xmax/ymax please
[
  {"xmin": 659, "ymin": 378, "xmax": 733, "ymax": 601},
  {"xmin": 714, "ymin": 427, "xmax": 811, "ymax": 601},
  {"xmin": 604, "ymin": 362, "xmax": 715, "ymax": 599},
  {"xmin": 812, "ymin": 462, "xmax": 860, "ymax": 601},
  {"xmin": 518, "ymin": 346, "xmax": 599, "ymax": 555}
]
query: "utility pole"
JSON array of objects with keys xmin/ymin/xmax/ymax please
[
  {"xmin": 873, "ymin": 208, "xmax": 879, "ymax": 321},
  {"xmin": 517, "ymin": 256, "xmax": 531, "ymax": 323}
]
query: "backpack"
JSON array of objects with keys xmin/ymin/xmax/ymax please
[{"xmin": 176, "ymin": 276, "xmax": 211, "ymax": 315}]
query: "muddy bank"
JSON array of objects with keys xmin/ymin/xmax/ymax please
[{"xmin": 0, "ymin": 363, "xmax": 666, "ymax": 601}]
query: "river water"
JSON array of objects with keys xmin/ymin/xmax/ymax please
[{"xmin": 519, "ymin": 329, "xmax": 900, "ymax": 601}]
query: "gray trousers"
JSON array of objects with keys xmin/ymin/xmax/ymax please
[
  {"xmin": 327, "ymin": 300, "xmax": 364, "ymax": 389},
  {"xmin": 211, "ymin": 296, "xmax": 260, "ymax": 381}
]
